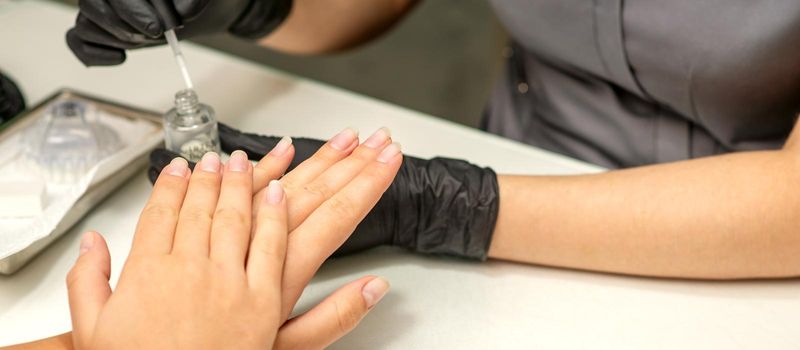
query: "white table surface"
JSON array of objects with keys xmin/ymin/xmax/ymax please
[{"xmin": 2, "ymin": 1, "xmax": 799, "ymax": 349}]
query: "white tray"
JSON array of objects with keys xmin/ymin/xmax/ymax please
[{"xmin": 0, "ymin": 89, "xmax": 163, "ymax": 274}]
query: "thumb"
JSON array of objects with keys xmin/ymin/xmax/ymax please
[
  {"xmin": 274, "ymin": 276, "xmax": 390, "ymax": 350},
  {"xmin": 66, "ymin": 231, "xmax": 112, "ymax": 349}
]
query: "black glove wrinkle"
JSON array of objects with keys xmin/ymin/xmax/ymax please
[
  {"xmin": 105, "ymin": 0, "xmax": 164, "ymax": 37},
  {"xmin": 397, "ymin": 158, "xmax": 499, "ymax": 260},
  {"xmin": 66, "ymin": 26, "xmax": 126, "ymax": 66}
]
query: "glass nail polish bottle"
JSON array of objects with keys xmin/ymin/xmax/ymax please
[{"xmin": 164, "ymin": 89, "xmax": 221, "ymax": 162}]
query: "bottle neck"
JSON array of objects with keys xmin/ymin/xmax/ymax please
[{"xmin": 174, "ymin": 89, "xmax": 200, "ymax": 116}]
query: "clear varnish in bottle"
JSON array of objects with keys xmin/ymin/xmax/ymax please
[{"xmin": 164, "ymin": 89, "xmax": 221, "ymax": 162}]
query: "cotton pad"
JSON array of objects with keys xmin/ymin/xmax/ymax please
[{"xmin": 0, "ymin": 180, "xmax": 45, "ymax": 217}]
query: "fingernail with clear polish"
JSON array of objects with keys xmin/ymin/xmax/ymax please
[
  {"xmin": 200, "ymin": 152, "xmax": 220, "ymax": 173},
  {"xmin": 79, "ymin": 231, "xmax": 94, "ymax": 255},
  {"xmin": 265, "ymin": 180, "xmax": 284, "ymax": 205},
  {"xmin": 362, "ymin": 277, "xmax": 390, "ymax": 308},
  {"xmin": 167, "ymin": 157, "xmax": 189, "ymax": 177},
  {"xmin": 363, "ymin": 127, "xmax": 391, "ymax": 149},
  {"xmin": 229, "ymin": 150, "xmax": 249, "ymax": 172},
  {"xmin": 329, "ymin": 128, "xmax": 358, "ymax": 151},
  {"xmin": 269, "ymin": 136, "xmax": 293, "ymax": 157},
  {"xmin": 377, "ymin": 143, "xmax": 401, "ymax": 163}
]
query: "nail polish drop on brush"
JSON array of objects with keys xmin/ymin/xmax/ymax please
[{"xmin": 163, "ymin": 89, "xmax": 221, "ymax": 162}]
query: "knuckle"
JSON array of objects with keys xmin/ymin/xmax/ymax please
[
  {"xmin": 361, "ymin": 162, "xmax": 399, "ymax": 186},
  {"xmin": 351, "ymin": 146, "xmax": 376, "ymax": 161},
  {"xmin": 183, "ymin": 260, "xmax": 209, "ymax": 282},
  {"xmin": 303, "ymin": 181, "xmax": 334, "ymax": 200},
  {"xmin": 179, "ymin": 206, "xmax": 214, "ymax": 226},
  {"xmin": 320, "ymin": 146, "xmax": 346, "ymax": 160},
  {"xmin": 214, "ymin": 206, "xmax": 249, "ymax": 226},
  {"xmin": 258, "ymin": 208, "xmax": 286, "ymax": 224},
  {"xmin": 327, "ymin": 195, "xmax": 358, "ymax": 219},
  {"xmin": 253, "ymin": 294, "xmax": 278, "ymax": 312},
  {"xmin": 255, "ymin": 159, "xmax": 281, "ymax": 174},
  {"xmin": 252, "ymin": 240, "xmax": 282, "ymax": 261},
  {"xmin": 65, "ymin": 263, "xmax": 95, "ymax": 290},
  {"xmin": 140, "ymin": 203, "xmax": 179, "ymax": 222},
  {"xmin": 65, "ymin": 267, "xmax": 80, "ymax": 289},
  {"xmin": 253, "ymin": 166, "xmax": 275, "ymax": 186},
  {"xmin": 363, "ymin": 161, "xmax": 393, "ymax": 178},
  {"xmin": 334, "ymin": 299, "xmax": 364, "ymax": 334},
  {"xmin": 279, "ymin": 177, "xmax": 300, "ymax": 192}
]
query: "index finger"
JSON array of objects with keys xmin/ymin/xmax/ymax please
[
  {"xmin": 247, "ymin": 181, "xmax": 288, "ymax": 292},
  {"xmin": 130, "ymin": 158, "xmax": 190, "ymax": 256},
  {"xmin": 280, "ymin": 144, "xmax": 402, "ymax": 319},
  {"xmin": 209, "ymin": 151, "xmax": 254, "ymax": 270}
]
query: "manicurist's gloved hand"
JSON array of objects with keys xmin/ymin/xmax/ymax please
[
  {"xmin": 149, "ymin": 123, "xmax": 501, "ymax": 260},
  {"xmin": 0, "ymin": 71, "xmax": 25, "ymax": 124},
  {"xmin": 66, "ymin": 0, "xmax": 292, "ymax": 66}
]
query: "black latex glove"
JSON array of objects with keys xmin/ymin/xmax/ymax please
[
  {"xmin": 0, "ymin": 71, "xmax": 26, "ymax": 125},
  {"xmin": 149, "ymin": 123, "xmax": 501, "ymax": 260},
  {"xmin": 66, "ymin": 0, "xmax": 292, "ymax": 66}
]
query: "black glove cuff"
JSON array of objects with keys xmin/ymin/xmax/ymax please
[
  {"xmin": 392, "ymin": 157, "xmax": 500, "ymax": 260},
  {"xmin": 229, "ymin": 0, "xmax": 293, "ymax": 39},
  {"xmin": 0, "ymin": 71, "xmax": 26, "ymax": 124}
]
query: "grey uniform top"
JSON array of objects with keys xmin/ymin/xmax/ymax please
[{"xmin": 484, "ymin": 0, "xmax": 800, "ymax": 168}]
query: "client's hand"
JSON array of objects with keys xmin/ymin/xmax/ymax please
[
  {"xmin": 68, "ymin": 153, "xmax": 288, "ymax": 349},
  {"xmin": 248, "ymin": 127, "xmax": 403, "ymax": 324},
  {"xmin": 66, "ymin": 131, "xmax": 402, "ymax": 349}
]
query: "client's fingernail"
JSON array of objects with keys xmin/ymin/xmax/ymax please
[
  {"xmin": 79, "ymin": 231, "xmax": 94, "ymax": 255},
  {"xmin": 167, "ymin": 157, "xmax": 189, "ymax": 177},
  {"xmin": 200, "ymin": 152, "xmax": 220, "ymax": 173},
  {"xmin": 229, "ymin": 150, "xmax": 250, "ymax": 172},
  {"xmin": 269, "ymin": 136, "xmax": 293, "ymax": 157},
  {"xmin": 329, "ymin": 127, "xmax": 358, "ymax": 151},
  {"xmin": 362, "ymin": 277, "xmax": 390, "ymax": 308},
  {"xmin": 377, "ymin": 143, "xmax": 402, "ymax": 163},
  {"xmin": 265, "ymin": 180, "xmax": 284, "ymax": 204},
  {"xmin": 363, "ymin": 127, "xmax": 391, "ymax": 149}
]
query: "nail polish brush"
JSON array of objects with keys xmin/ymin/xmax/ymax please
[
  {"xmin": 151, "ymin": 0, "xmax": 221, "ymax": 162},
  {"xmin": 151, "ymin": 0, "xmax": 194, "ymax": 90}
]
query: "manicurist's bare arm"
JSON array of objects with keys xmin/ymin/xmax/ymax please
[
  {"xmin": 488, "ymin": 119, "xmax": 800, "ymax": 280},
  {"xmin": 259, "ymin": 0, "xmax": 419, "ymax": 54}
]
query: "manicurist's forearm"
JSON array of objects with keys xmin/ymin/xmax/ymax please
[
  {"xmin": 260, "ymin": 0, "xmax": 418, "ymax": 54},
  {"xmin": 2, "ymin": 333, "xmax": 72, "ymax": 350},
  {"xmin": 488, "ymin": 137, "xmax": 800, "ymax": 279}
]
